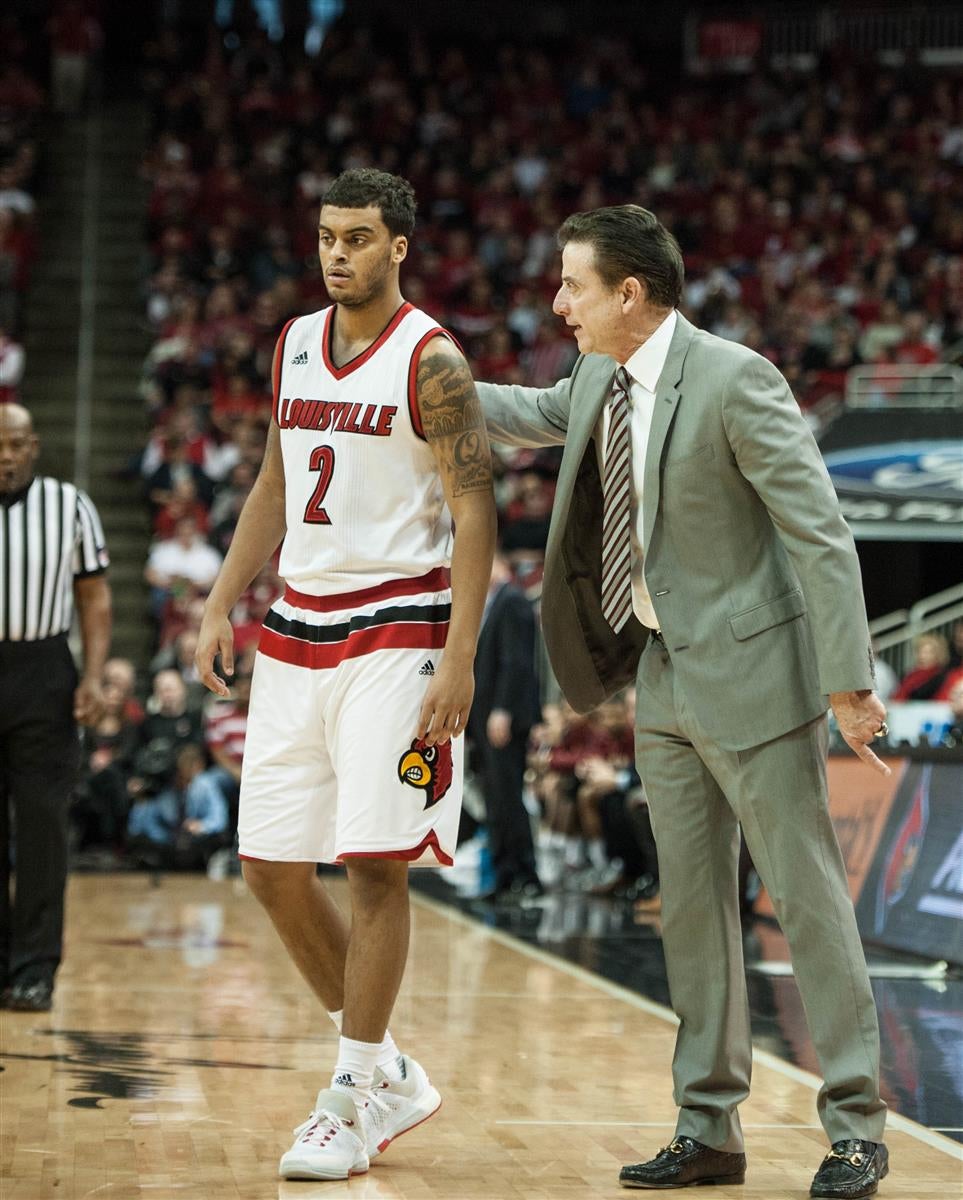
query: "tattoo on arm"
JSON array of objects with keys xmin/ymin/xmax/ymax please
[{"xmin": 417, "ymin": 341, "xmax": 493, "ymax": 498}]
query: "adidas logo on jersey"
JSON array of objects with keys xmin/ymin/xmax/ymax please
[
  {"xmin": 418, "ymin": 659, "xmax": 435, "ymax": 676},
  {"xmin": 290, "ymin": 350, "xmax": 309, "ymax": 365}
]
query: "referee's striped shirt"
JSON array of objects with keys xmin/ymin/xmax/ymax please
[{"xmin": 0, "ymin": 476, "xmax": 109, "ymax": 642}]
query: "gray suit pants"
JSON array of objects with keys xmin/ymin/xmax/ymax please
[{"xmin": 634, "ymin": 638, "xmax": 886, "ymax": 1152}]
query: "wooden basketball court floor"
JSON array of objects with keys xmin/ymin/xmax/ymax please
[{"xmin": 1, "ymin": 874, "xmax": 960, "ymax": 1199}]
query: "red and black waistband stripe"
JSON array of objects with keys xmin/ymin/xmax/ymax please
[
  {"xmin": 264, "ymin": 602, "xmax": 451, "ymax": 644},
  {"xmin": 260, "ymin": 619, "xmax": 448, "ymax": 669},
  {"xmin": 283, "ymin": 566, "xmax": 450, "ymax": 613}
]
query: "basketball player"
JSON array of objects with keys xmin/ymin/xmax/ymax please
[{"xmin": 195, "ymin": 169, "xmax": 496, "ymax": 1181}]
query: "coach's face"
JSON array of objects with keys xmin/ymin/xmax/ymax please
[
  {"xmin": 553, "ymin": 240, "xmax": 625, "ymax": 358},
  {"xmin": 0, "ymin": 404, "xmax": 39, "ymax": 495},
  {"xmin": 318, "ymin": 205, "xmax": 407, "ymax": 308}
]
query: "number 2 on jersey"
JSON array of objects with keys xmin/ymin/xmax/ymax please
[{"xmin": 303, "ymin": 445, "xmax": 336, "ymax": 524}]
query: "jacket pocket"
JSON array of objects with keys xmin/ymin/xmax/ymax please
[
  {"xmin": 664, "ymin": 442, "xmax": 714, "ymax": 469},
  {"xmin": 729, "ymin": 587, "xmax": 807, "ymax": 641}
]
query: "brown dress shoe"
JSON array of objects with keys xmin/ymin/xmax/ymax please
[{"xmin": 620, "ymin": 1136, "xmax": 746, "ymax": 1189}]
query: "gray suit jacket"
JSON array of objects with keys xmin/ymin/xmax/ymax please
[{"xmin": 477, "ymin": 313, "xmax": 874, "ymax": 751}]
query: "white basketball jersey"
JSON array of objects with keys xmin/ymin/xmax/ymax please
[{"xmin": 272, "ymin": 302, "xmax": 454, "ymax": 595}]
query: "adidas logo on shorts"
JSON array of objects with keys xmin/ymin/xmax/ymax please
[
  {"xmin": 290, "ymin": 350, "xmax": 309, "ymax": 365},
  {"xmin": 418, "ymin": 659, "xmax": 435, "ymax": 676}
]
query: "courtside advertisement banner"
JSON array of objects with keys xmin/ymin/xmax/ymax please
[
  {"xmin": 855, "ymin": 761, "xmax": 963, "ymax": 964},
  {"xmin": 756, "ymin": 756, "xmax": 903, "ymax": 919},
  {"xmin": 817, "ymin": 409, "xmax": 963, "ymax": 541}
]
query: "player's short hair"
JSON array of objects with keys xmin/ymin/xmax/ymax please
[
  {"xmin": 557, "ymin": 205, "xmax": 684, "ymax": 308},
  {"xmin": 321, "ymin": 168, "xmax": 417, "ymax": 239}
]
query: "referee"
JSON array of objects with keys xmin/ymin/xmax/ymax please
[{"xmin": 0, "ymin": 403, "xmax": 112, "ymax": 1011}]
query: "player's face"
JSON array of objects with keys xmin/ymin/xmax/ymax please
[
  {"xmin": 553, "ymin": 240, "xmax": 624, "ymax": 357},
  {"xmin": 318, "ymin": 205, "xmax": 407, "ymax": 308}
]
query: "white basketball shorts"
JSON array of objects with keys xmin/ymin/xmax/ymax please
[{"xmin": 237, "ymin": 568, "xmax": 462, "ymax": 866}]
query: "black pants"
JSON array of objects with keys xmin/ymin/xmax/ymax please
[
  {"xmin": 0, "ymin": 635, "xmax": 79, "ymax": 986},
  {"xmin": 472, "ymin": 731, "xmax": 538, "ymax": 890},
  {"xmin": 599, "ymin": 790, "xmax": 660, "ymax": 882}
]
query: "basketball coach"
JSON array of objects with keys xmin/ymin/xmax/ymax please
[
  {"xmin": 476, "ymin": 206, "xmax": 889, "ymax": 1200},
  {"xmin": 0, "ymin": 404, "xmax": 111, "ymax": 1011}
]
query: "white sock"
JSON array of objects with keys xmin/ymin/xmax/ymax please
[
  {"xmin": 564, "ymin": 836, "xmax": 584, "ymax": 867},
  {"xmin": 332, "ymin": 1035, "xmax": 380, "ymax": 1095},
  {"xmin": 588, "ymin": 838, "xmax": 608, "ymax": 870},
  {"xmin": 376, "ymin": 1030, "xmax": 405, "ymax": 1081},
  {"xmin": 328, "ymin": 1009, "xmax": 343, "ymax": 1032}
]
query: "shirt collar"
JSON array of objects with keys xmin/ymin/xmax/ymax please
[
  {"xmin": 0, "ymin": 475, "xmax": 35, "ymax": 508},
  {"xmin": 623, "ymin": 309, "xmax": 677, "ymax": 394}
]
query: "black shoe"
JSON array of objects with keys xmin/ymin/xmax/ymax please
[
  {"xmin": 477, "ymin": 876, "xmax": 544, "ymax": 903},
  {"xmin": 507, "ymin": 876, "xmax": 544, "ymax": 901},
  {"xmin": 6, "ymin": 979, "xmax": 54, "ymax": 1012},
  {"xmin": 810, "ymin": 1140, "xmax": 888, "ymax": 1198},
  {"xmin": 620, "ymin": 1136, "xmax": 746, "ymax": 1189}
]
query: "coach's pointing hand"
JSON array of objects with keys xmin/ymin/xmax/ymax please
[
  {"xmin": 196, "ymin": 606, "xmax": 235, "ymax": 697},
  {"xmin": 416, "ymin": 652, "xmax": 474, "ymax": 746},
  {"xmin": 830, "ymin": 689, "xmax": 891, "ymax": 776}
]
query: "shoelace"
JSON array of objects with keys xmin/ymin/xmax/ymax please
[
  {"xmin": 360, "ymin": 1087, "xmax": 394, "ymax": 1131},
  {"xmin": 293, "ymin": 1110, "xmax": 356, "ymax": 1147}
]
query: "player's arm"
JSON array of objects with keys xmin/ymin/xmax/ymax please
[
  {"xmin": 195, "ymin": 417, "xmax": 287, "ymax": 696},
  {"xmin": 416, "ymin": 335, "xmax": 497, "ymax": 746}
]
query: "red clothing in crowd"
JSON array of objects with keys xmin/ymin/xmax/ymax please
[{"xmin": 204, "ymin": 701, "xmax": 249, "ymax": 772}]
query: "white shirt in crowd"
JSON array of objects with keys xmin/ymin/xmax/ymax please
[{"xmin": 147, "ymin": 534, "xmax": 223, "ymax": 589}]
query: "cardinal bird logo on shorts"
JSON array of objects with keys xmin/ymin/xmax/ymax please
[{"xmin": 397, "ymin": 738, "xmax": 453, "ymax": 809}]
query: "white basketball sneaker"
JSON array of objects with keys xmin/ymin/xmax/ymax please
[
  {"xmin": 359, "ymin": 1055, "xmax": 442, "ymax": 1159},
  {"xmin": 278, "ymin": 1088, "xmax": 369, "ymax": 1180}
]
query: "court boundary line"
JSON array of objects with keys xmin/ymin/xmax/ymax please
[{"xmin": 411, "ymin": 890, "xmax": 963, "ymax": 1161}]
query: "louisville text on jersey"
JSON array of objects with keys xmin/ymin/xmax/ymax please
[{"xmin": 277, "ymin": 397, "xmax": 397, "ymax": 437}]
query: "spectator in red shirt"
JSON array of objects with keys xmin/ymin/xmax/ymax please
[
  {"xmin": 894, "ymin": 311, "xmax": 939, "ymax": 366},
  {"xmin": 203, "ymin": 648, "xmax": 255, "ymax": 799},
  {"xmin": 894, "ymin": 633, "xmax": 953, "ymax": 701}
]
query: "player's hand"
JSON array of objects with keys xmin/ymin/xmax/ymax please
[
  {"xmin": 195, "ymin": 606, "xmax": 235, "ymax": 697},
  {"xmin": 829, "ymin": 689, "xmax": 891, "ymax": 776},
  {"xmin": 416, "ymin": 654, "xmax": 474, "ymax": 746},
  {"xmin": 73, "ymin": 675, "xmax": 105, "ymax": 726}
]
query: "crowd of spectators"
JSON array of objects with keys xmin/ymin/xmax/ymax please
[
  {"xmin": 132, "ymin": 23, "xmax": 961, "ymax": 637},
  {"xmin": 72, "ymin": 653, "xmax": 241, "ymax": 873},
  {"xmin": 0, "ymin": 16, "xmax": 45, "ymax": 403},
  {"xmin": 0, "ymin": 3, "xmax": 102, "ymax": 403},
  {"xmin": 73, "ymin": 20, "xmax": 963, "ymax": 891}
]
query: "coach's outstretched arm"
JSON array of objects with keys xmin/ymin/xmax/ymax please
[
  {"xmin": 195, "ymin": 416, "xmax": 287, "ymax": 697},
  {"xmin": 415, "ymin": 336, "xmax": 497, "ymax": 747}
]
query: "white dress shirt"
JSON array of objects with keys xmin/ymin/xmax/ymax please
[{"xmin": 596, "ymin": 309, "xmax": 677, "ymax": 630}]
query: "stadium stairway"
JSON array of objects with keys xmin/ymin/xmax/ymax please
[{"xmin": 23, "ymin": 99, "xmax": 154, "ymax": 665}]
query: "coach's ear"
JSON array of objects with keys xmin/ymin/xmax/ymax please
[{"xmin": 620, "ymin": 275, "xmax": 645, "ymax": 314}]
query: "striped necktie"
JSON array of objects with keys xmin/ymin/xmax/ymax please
[{"xmin": 601, "ymin": 366, "xmax": 634, "ymax": 633}]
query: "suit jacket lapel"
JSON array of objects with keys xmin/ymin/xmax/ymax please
[
  {"xmin": 545, "ymin": 357, "xmax": 613, "ymax": 566},
  {"xmin": 641, "ymin": 313, "xmax": 696, "ymax": 550}
]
